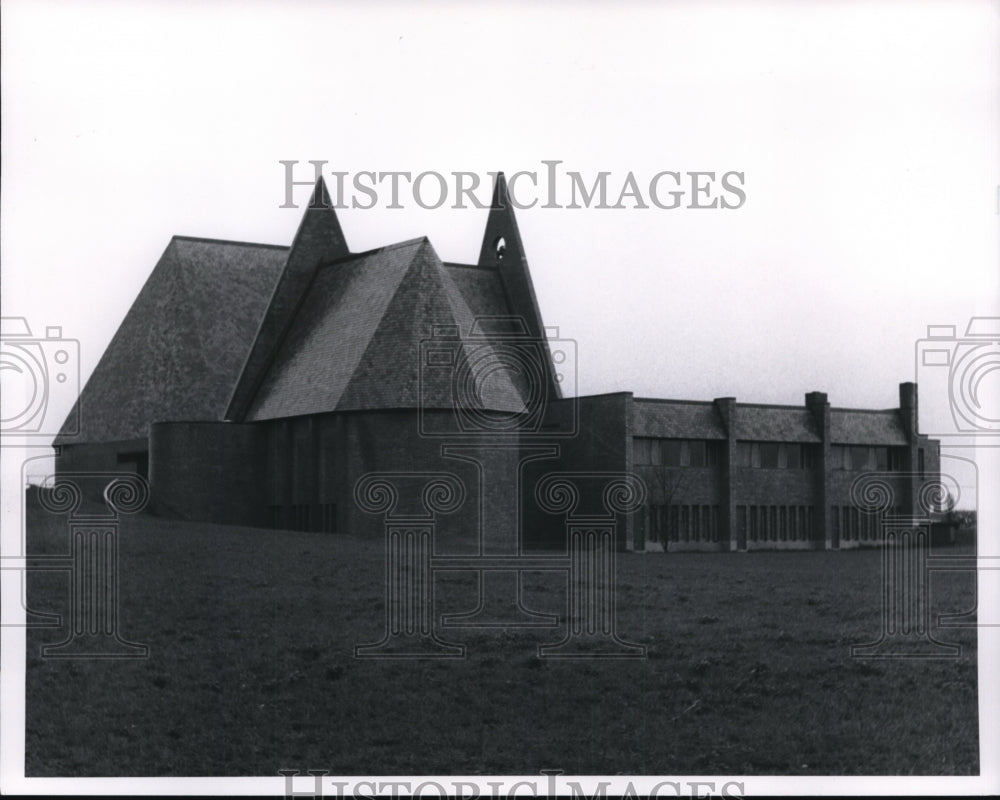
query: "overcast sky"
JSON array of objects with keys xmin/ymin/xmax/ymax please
[{"xmin": 2, "ymin": 0, "xmax": 997, "ymax": 442}]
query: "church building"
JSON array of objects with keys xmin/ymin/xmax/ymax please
[{"xmin": 54, "ymin": 175, "xmax": 941, "ymax": 551}]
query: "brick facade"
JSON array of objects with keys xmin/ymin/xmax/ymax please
[{"xmin": 622, "ymin": 382, "xmax": 940, "ymax": 551}]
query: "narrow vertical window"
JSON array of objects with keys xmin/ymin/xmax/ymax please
[
  {"xmin": 759, "ymin": 443, "xmax": 780, "ymax": 469},
  {"xmin": 688, "ymin": 440, "xmax": 707, "ymax": 467},
  {"xmin": 634, "ymin": 438, "xmax": 651, "ymax": 465},
  {"xmin": 662, "ymin": 439, "xmax": 682, "ymax": 466}
]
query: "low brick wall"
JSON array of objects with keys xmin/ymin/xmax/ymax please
[{"xmin": 149, "ymin": 421, "xmax": 266, "ymax": 525}]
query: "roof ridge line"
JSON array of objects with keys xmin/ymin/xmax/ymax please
[
  {"xmin": 172, "ymin": 234, "xmax": 289, "ymax": 250},
  {"xmin": 830, "ymin": 407, "xmax": 899, "ymax": 414},
  {"xmin": 737, "ymin": 402, "xmax": 814, "ymax": 410},
  {"xmin": 634, "ymin": 397, "xmax": 716, "ymax": 406}
]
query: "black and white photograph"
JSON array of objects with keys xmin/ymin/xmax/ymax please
[{"xmin": 1, "ymin": 1, "xmax": 998, "ymax": 796}]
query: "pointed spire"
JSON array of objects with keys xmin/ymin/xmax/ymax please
[
  {"xmin": 306, "ymin": 174, "xmax": 333, "ymax": 210},
  {"xmin": 478, "ymin": 172, "xmax": 526, "ymax": 267},
  {"xmin": 297, "ymin": 176, "xmax": 348, "ymax": 255},
  {"xmin": 476, "ymin": 170, "xmax": 562, "ymax": 399},
  {"xmin": 490, "ymin": 171, "xmax": 509, "ymax": 208},
  {"xmin": 225, "ymin": 176, "xmax": 350, "ymax": 420}
]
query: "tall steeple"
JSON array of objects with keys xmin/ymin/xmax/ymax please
[{"xmin": 478, "ymin": 172, "xmax": 561, "ymax": 399}]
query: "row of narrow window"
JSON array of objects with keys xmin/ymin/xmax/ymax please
[
  {"xmin": 646, "ymin": 504, "xmax": 912, "ymax": 545},
  {"xmin": 738, "ymin": 505, "xmax": 814, "ymax": 542},
  {"xmin": 834, "ymin": 505, "xmax": 903, "ymax": 541},
  {"xmin": 829, "ymin": 445, "xmax": 905, "ymax": 472},
  {"xmin": 634, "ymin": 438, "xmax": 720, "ymax": 467},
  {"xmin": 735, "ymin": 442, "xmax": 814, "ymax": 469},
  {"xmin": 644, "ymin": 504, "xmax": 720, "ymax": 543},
  {"xmin": 644, "ymin": 504, "xmax": 818, "ymax": 543}
]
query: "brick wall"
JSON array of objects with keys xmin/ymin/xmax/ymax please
[
  {"xmin": 523, "ymin": 393, "xmax": 633, "ymax": 550},
  {"xmin": 149, "ymin": 422, "xmax": 266, "ymax": 525},
  {"xmin": 261, "ymin": 409, "xmax": 524, "ymax": 554},
  {"xmin": 622, "ymin": 384, "xmax": 942, "ymax": 552},
  {"xmin": 55, "ymin": 438, "xmax": 150, "ymax": 502}
]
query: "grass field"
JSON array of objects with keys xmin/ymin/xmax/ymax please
[{"xmin": 24, "ymin": 501, "xmax": 978, "ymax": 777}]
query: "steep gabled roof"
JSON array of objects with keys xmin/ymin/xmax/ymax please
[
  {"xmin": 57, "ymin": 173, "xmax": 559, "ymax": 442},
  {"xmin": 442, "ymin": 262, "xmax": 510, "ymax": 319},
  {"xmin": 226, "ymin": 178, "xmax": 349, "ymax": 420},
  {"xmin": 830, "ymin": 409, "xmax": 908, "ymax": 445},
  {"xmin": 244, "ymin": 238, "xmax": 528, "ymax": 420},
  {"xmin": 54, "ymin": 237, "xmax": 287, "ymax": 445},
  {"xmin": 237, "ymin": 173, "xmax": 552, "ymax": 421}
]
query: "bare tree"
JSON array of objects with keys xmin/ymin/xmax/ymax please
[{"xmin": 646, "ymin": 468, "xmax": 686, "ymax": 553}]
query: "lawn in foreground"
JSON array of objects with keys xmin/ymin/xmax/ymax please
[{"xmin": 24, "ymin": 504, "xmax": 978, "ymax": 776}]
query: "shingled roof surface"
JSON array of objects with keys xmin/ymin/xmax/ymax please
[
  {"xmin": 633, "ymin": 400, "xmax": 727, "ymax": 439},
  {"xmin": 632, "ymin": 399, "xmax": 907, "ymax": 445},
  {"xmin": 633, "ymin": 399, "xmax": 825, "ymax": 442},
  {"xmin": 830, "ymin": 409, "xmax": 908, "ymax": 444},
  {"xmin": 55, "ymin": 237, "xmax": 287, "ymax": 445},
  {"xmin": 245, "ymin": 240, "xmax": 527, "ymax": 420},
  {"xmin": 733, "ymin": 405, "xmax": 822, "ymax": 442},
  {"xmin": 442, "ymin": 263, "xmax": 511, "ymax": 319}
]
